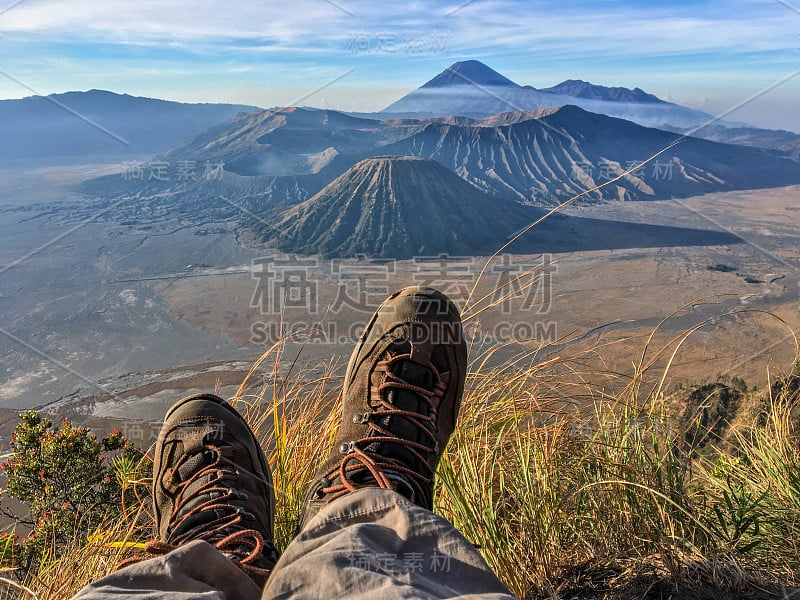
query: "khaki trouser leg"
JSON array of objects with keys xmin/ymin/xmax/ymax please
[
  {"xmin": 262, "ymin": 488, "xmax": 515, "ymax": 600},
  {"xmin": 72, "ymin": 538, "xmax": 262, "ymax": 600},
  {"xmin": 72, "ymin": 489, "xmax": 515, "ymax": 600}
]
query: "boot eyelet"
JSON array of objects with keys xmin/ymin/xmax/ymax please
[
  {"xmin": 236, "ymin": 507, "xmax": 256, "ymax": 521},
  {"xmin": 339, "ymin": 441, "xmax": 355, "ymax": 454},
  {"xmin": 313, "ymin": 477, "xmax": 332, "ymax": 499},
  {"xmin": 228, "ymin": 489, "xmax": 249, "ymax": 501},
  {"xmin": 352, "ymin": 412, "xmax": 371, "ymax": 424}
]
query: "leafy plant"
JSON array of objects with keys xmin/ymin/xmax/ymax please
[
  {"xmin": 705, "ymin": 475, "xmax": 766, "ymax": 553},
  {"xmin": 0, "ymin": 411, "xmax": 150, "ymax": 576}
]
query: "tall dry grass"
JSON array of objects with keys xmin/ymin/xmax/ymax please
[{"xmin": 18, "ymin": 323, "xmax": 800, "ymax": 599}]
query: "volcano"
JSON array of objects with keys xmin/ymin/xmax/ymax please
[
  {"xmin": 257, "ymin": 156, "xmax": 536, "ymax": 258},
  {"xmin": 254, "ymin": 155, "xmax": 742, "ymax": 258}
]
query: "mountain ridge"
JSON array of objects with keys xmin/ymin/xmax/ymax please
[
  {"xmin": 0, "ymin": 90, "xmax": 260, "ymax": 167},
  {"xmin": 254, "ymin": 155, "xmax": 743, "ymax": 258},
  {"xmin": 79, "ymin": 104, "xmax": 800, "ymax": 222},
  {"xmin": 382, "ymin": 60, "xmax": 736, "ymax": 131},
  {"xmin": 539, "ymin": 79, "xmax": 665, "ymax": 104}
]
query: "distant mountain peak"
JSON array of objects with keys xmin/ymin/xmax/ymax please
[
  {"xmin": 541, "ymin": 79, "xmax": 665, "ymax": 104},
  {"xmin": 420, "ymin": 60, "xmax": 520, "ymax": 89},
  {"xmin": 380, "ymin": 61, "xmax": 702, "ymax": 126}
]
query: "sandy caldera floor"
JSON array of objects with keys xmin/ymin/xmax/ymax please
[{"xmin": 154, "ymin": 186, "xmax": 800, "ymax": 395}]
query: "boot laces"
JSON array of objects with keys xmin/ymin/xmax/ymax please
[
  {"xmin": 320, "ymin": 352, "xmax": 449, "ymax": 505},
  {"xmin": 118, "ymin": 442, "xmax": 274, "ymax": 579}
]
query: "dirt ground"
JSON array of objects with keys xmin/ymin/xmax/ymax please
[{"xmin": 154, "ymin": 186, "xmax": 800, "ymax": 395}]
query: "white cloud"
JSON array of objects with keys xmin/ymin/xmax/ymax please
[
  {"xmin": 1, "ymin": 0, "xmax": 798, "ymax": 127},
  {"xmin": 1, "ymin": 0, "xmax": 795, "ymax": 58},
  {"xmin": 0, "ymin": 0, "xmax": 346, "ymax": 40}
]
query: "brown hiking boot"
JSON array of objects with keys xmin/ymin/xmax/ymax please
[
  {"xmin": 149, "ymin": 393, "xmax": 279, "ymax": 586},
  {"xmin": 298, "ymin": 286, "xmax": 467, "ymax": 531}
]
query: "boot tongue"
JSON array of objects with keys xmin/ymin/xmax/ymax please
[
  {"xmin": 170, "ymin": 449, "xmax": 230, "ymax": 541},
  {"xmin": 176, "ymin": 451, "xmax": 212, "ymax": 481},
  {"xmin": 390, "ymin": 360, "xmax": 432, "ymax": 415},
  {"xmin": 367, "ymin": 359, "xmax": 435, "ymax": 482}
]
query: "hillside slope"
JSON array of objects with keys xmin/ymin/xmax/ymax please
[{"xmin": 257, "ymin": 156, "xmax": 535, "ymax": 257}]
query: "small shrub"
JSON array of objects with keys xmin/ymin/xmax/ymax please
[{"xmin": 0, "ymin": 411, "xmax": 150, "ymax": 576}]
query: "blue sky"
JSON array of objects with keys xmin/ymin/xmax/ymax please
[{"xmin": 1, "ymin": 0, "xmax": 799, "ymax": 130}]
